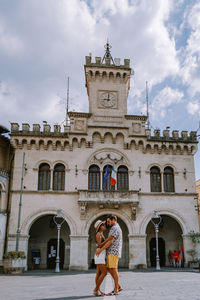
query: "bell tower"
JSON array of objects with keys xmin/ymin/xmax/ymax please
[{"xmin": 84, "ymin": 42, "xmax": 132, "ymax": 120}]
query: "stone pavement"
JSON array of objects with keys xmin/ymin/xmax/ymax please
[{"xmin": 0, "ymin": 269, "xmax": 200, "ymax": 300}]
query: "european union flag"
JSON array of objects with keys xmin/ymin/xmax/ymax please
[{"xmin": 104, "ymin": 165, "xmax": 109, "ymax": 185}]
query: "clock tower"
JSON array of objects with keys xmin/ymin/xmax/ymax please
[{"xmin": 84, "ymin": 42, "xmax": 132, "ymax": 121}]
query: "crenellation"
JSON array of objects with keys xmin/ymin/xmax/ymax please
[
  {"xmin": 11, "ymin": 123, "xmax": 19, "ymax": 132},
  {"xmin": 172, "ymin": 130, "xmax": 179, "ymax": 139},
  {"xmin": 124, "ymin": 59, "xmax": 130, "ymax": 67},
  {"xmin": 22, "ymin": 123, "xmax": 30, "ymax": 132},
  {"xmin": 181, "ymin": 131, "xmax": 188, "ymax": 139},
  {"xmin": 54, "ymin": 124, "xmax": 61, "ymax": 133},
  {"xmin": 33, "ymin": 124, "xmax": 40, "ymax": 132},
  {"xmin": 95, "ymin": 57, "xmax": 101, "ymax": 64},
  {"xmin": 163, "ymin": 129, "xmax": 170, "ymax": 138},
  {"xmin": 43, "ymin": 124, "xmax": 51, "ymax": 133},
  {"xmin": 154, "ymin": 129, "xmax": 160, "ymax": 137}
]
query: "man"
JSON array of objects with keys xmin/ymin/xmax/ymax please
[{"xmin": 96, "ymin": 215, "xmax": 122, "ymax": 295}]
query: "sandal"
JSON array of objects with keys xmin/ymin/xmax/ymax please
[
  {"xmin": 107, "ymin": 290, "xmax": 119, "ymax": 296},
  {"xmin": 93, "ymin": 290, "xmax": 104, "ymax": 297},
  {"xmin": 118, "ymin": 286, "xmax": 123, "ymax": 292}
]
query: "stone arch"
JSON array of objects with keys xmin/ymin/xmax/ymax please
[
  {"xmin": 146, "ymin": 163, "xmax": 162, "ymax": 173},
  {"xmin": 102, "ymin": 71, "xmax": 107, "ymax": 79},
  {"xmin": 34, "ymin": 160, "xmax": 52, "ymax": 169},
  {"xmin": 163, "ymin": 163, "xmax": 177, "ymax": 173},
  {"xmin": 72, "ymin": 137, "xmax": 79, "ymax": 149},
  {"xmin": 95, "ymin": 71, "xmax": 100, "ymax": 79},
  {"xmin": 80, "ymin": 138, "xmax": 87, "ymax": 148},
  {"xmin": 86, "ymin": 148, "xmax": 130, "ymax": 170},
  {"xmin": 145, "ymin": 144, "xmax": 152, "ymax": 154},
  {"xmin": 83, "ymin": 209, "xmax": 133, "ymax": 236},
  {"xmin": 104, "ymin": 132, "xmax": 114, "ymax": 144},
  {"xmin": 21, "ymin": 208, "xmax": 77, "ymax": 236},
  {"xmin": 92, "ymin": 132, "xmax": 102, "ymax": 144},
  {"xmin": 139, "ymin": 209, "xmax": 187, "ymax": 235},
  {"xmin": 52, "ymin": 160, "xmax": 69, "ymax": 169},
  {"xmin": 115, "ymin": 132, "xmax": 124, "ymax": 145},
  {"xmin": 109, "ymin": 72, "xmax": 114, "ymax": 79}
]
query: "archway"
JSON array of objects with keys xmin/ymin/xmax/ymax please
[
  {"xmin": 146, "ymin": 215, "xmax": 183, "ymax": 267},
  {"xmin": 88, "ymin": 215, "xmax": 129, "ymax": 268},
  {"xmin": 28, "ymin": 214, "xmax": 70, "ymax": 270}
]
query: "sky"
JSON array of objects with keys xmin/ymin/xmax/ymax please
[{"xmin": 0, "ymin": 0, "xmax": 200, "ymax": 179}]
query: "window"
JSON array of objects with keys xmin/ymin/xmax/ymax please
[
  {"xmin": 164, "ymin": 167, "xmax": 174, "ymax": 192},
  {"xmin": 38, "ymin": 163, "xmax": 50, "ymax": 190},
  {"xmin": 150, "ymin": 166, "xmax": 161, "ymax": 192},
  {"xmin": 103, "ymin": 165, "xmax": 115, "ymax": 191},
  {"xmin": 88, "ymin": 165, "xmax": 100, "ymax": 191},
  {"xmin": 117, "ymin": 166, "xmax": 128, "ymax": 190},
  {"xmin": 53, "ymin": 164, "xmax": 65, "ymax": 191}
]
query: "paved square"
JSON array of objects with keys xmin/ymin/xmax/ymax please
[{"xmin": 0, "ymin": 270, "xmax": 200, "ymax": 300}]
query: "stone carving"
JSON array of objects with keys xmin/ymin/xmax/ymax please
[
  {"xmin": 74, "ymin": 120, "xmax": 85, "ymax": 131},
  {"xmin": 132, "ymin": 122, "xmax": 141, "ymax": 133}
]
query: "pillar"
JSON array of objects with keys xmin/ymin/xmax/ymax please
[
  {"xmin": 129, "ymin": 234, "xmax": 147, "ymax": 269},
  {"xmin": 182, "ymin": 234, "xmax": 196, "ymax": 266},
  {"xmin": 69, "ymin": 235, "xmax": 88, "ymax": 270}
]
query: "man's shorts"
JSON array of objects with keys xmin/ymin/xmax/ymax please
[{"xmin": 107, "ymin": 254, "xmax": 119, "ymax": 268}]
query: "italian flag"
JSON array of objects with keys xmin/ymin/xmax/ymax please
[{"xmin": 110, "ymin": 165, "xmax": 117, "ymax": 186}]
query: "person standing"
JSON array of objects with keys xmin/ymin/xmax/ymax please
[
  {"xmin": 96, "ymin": 215, "xmax": 122, "ymax": 296},
  {"xmin": 93, "ymin": 220, "xmax": 107, "ymax": 296}
]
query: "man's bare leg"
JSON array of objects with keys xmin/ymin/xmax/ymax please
[{"xmin": 108, "ymin": 268, "xmax": 119, "ymax": 292}]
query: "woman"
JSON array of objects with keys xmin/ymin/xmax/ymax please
[{"xmin": 93, "ymin": 220, "xmax": 107, "ymax": 296}]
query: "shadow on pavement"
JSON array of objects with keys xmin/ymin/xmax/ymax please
[{"xmin": 37, "ymin": 296, "xmax": 95, "ymax": 300}]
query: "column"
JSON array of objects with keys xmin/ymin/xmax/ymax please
[
  {"xmin": 182, "ymin": 234, "xmax": 195, "ymax": 266},
  {"xmin": 69, "ymin": 235, "xmax": 89, "ymax": 270},
  {"xmin": 129, "ymin": 234, "xmax": 147, "ymax": 269}
]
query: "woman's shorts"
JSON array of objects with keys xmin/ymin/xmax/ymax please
[{"xmin": 94, "ymin": 249, "xmax": 106, "ymax": 265}]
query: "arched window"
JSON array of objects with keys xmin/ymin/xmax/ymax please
[
  {"xmin": 103, "ymin": 165, "xmax": 115, "ymax": 191},
  {"xmin": 88, "ymin": 165, "xmax": 100, "ymax": 191},
  {"xmin": 150, "ymin": 166, "xmax": 161, "ymax": 192},
  {"xmin": 38, "ymin": 163, "xmax": 50, "ymax": 190},
  {"xmin": 164, "ymin": 167, "xmax": 175, "ymax": 192},
  {"xmin": 53, "ymin": 164, "xmax": 65, "ymax": 191},
  {"xmin": 117, "ymin": 166, "xmax": 128, "ymax": 190}
]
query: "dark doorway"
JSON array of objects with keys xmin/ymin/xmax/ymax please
[
  {"xmin": 150, "ymin": 238, "xmax": 165, "ymax": 267},
  {"xmin": 47, "ymin": 239, "xmax": 65, "ymax": 269}
]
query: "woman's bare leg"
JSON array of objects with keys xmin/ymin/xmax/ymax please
[{"xmin": 95, "ymin": 264, "xmax": 107, "ymax": 292}]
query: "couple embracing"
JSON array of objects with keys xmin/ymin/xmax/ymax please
[{"xmin": 93, "ymin": 215, "xmax": 123, "ymax": 296}]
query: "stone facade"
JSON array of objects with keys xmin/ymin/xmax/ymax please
[
  {"xmin": 7, "ymin": 50, "xmax": 199, "ymax": 270},
  {"xmin": 0, "ymin": 125, "xmax": 13, "ymax": 267},
  {"xmin": 196, "ymin": 179, "xmax": 200, "ymax": 224}
]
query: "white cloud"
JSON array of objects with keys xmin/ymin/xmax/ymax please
[
  {"xmin": 150, "ymin": 87, "xmax": 184, "ymax": 119},
  {"xmin": 180, "ymin": 2, "xmax": 200, "ymax": 96},
  {"xmin": 187, "ymin": 101, "xmax": 200, "ymax": 116}
]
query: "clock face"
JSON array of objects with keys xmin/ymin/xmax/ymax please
[{"xmin": 99, "ymin": 92, "xmax": 116, "ymax": 108}]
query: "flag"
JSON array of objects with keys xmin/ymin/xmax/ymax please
[
  {"xmin": 110, "ymin": 165, "xmax": 117, "ymax": 185},
  {"xmin": 104, "ymin": 165, "xmax": 109, "ymax": 185}
]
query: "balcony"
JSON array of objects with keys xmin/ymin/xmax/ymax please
[{"xmin": 78, "ymin": 190, "xmax": 139, "ymax": 219}]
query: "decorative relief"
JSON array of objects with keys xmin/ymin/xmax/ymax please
[
  {"xmin": 74, "ymin": 120, "xmax": 85, "ymax": 131},
  {"xmin": 92, "ymin": 153, "xmax": 124, "ymax": 165},
  {"xmin": 132, "ymin": 122, "xmax": 141, "ymax": 134}
]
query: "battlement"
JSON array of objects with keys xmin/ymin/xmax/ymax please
[
  {"xmin": 85, "ymin": 55, "xmax": 131, "ymax": 69},
  {"xmin": 145, "ymin": 129, "xmax": 197, "ymax": 142},
  {"xmin": 10, "ymin": 123, "xmax": 70, "ymax": 135}
]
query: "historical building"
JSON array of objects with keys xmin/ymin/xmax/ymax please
[
  {"xmin": 7, "ymin": 45, "xmax": 199, "ymax": 270},
  {"xmin": 0, "ymin": 125, "xmax": 13, "ymax": 268},
  {"xmin": 196, "ymin": 179, "xmax": 200, "ymax": 224}
]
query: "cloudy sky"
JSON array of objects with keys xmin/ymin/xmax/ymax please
[{"xmin": 0, "ymin": 0, "xmax": 200, "ymax": 179}]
